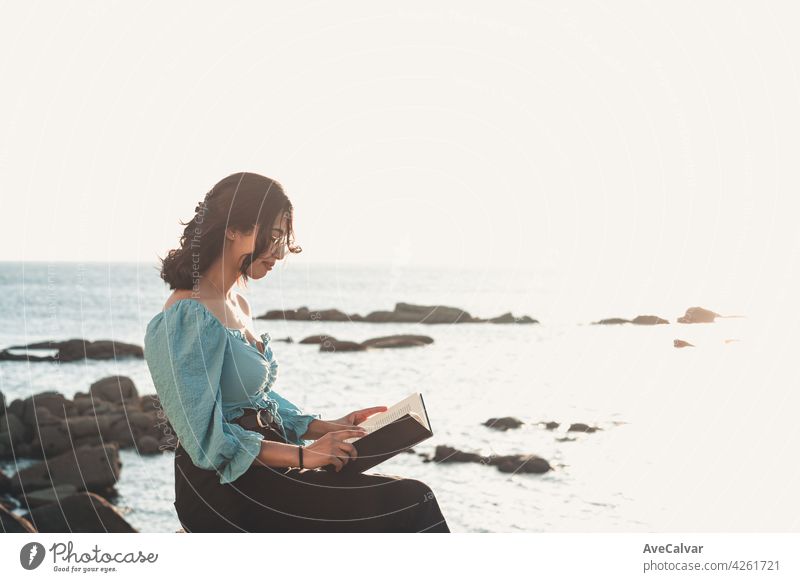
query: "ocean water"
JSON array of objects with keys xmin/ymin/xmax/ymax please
[{"xmin": 0, "ymin": 261, "xmax": 798, "ymax": 533}]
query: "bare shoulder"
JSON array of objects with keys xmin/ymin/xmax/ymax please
[{"xmin": 163, "ymin": 289, "xmax": 195, "ymax": 311}]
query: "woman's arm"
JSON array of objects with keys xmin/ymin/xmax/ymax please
[
  {"xmin": 253, "ymin": 428, "xmax": 367, "ymax": 471},
  {"xmin": 299, "ymin": 419, "xmax": 354, "ymax": 440},
  {"xmin": 251, "ymin": 440, "xmax": 304, "ymax": 468}
]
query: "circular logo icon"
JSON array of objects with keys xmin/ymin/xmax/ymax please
[{"xmin": 20, "ymin": 542, "xmax": 46, "ymax": 570}]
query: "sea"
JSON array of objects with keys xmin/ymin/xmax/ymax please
[{"xmin": 0, "ymin": 260, "xmax": 798, "ymax": 533}]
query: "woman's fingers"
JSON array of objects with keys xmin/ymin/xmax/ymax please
[
  {"xmin": 336, "ymin": 442, "xmax": 358, "ymax": 461},
  {"xmin": 354, "ymin": 406, "xmax": 387, "ymax": 422},
  {"xmin": 359, "ymin": 406, "xmax": 388, "ymax": 415}
]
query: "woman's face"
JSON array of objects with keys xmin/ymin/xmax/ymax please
[{"xmin": 244, "ymin": 212, "xmax": 290, "ymax": 280}]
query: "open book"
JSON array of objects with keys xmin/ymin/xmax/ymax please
[{"xmin": 333, "ymin": 392, "xmax": 433, "ymax": 474}]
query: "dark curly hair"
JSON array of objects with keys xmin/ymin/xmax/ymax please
[{"xmin": 159, "ymin": 172, "xmax": 301, "ymax": 290}]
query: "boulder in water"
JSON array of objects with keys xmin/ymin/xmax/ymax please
[
  {"xmin": 677, "ymin": 306, "xmax": 720, "ymax": 324},
  {"xmin": 567, "ymin": 423, "xmax": 600, "ymax": 433},
  {"xmin": 319, "ymin": 340, "xmax": 366, "ymax": 353},
  {"xmin": 433, "ymin": 445, "xmax": 486, "ymax": 464},
  {"xmin": 12, "ymin": 444, "xmax": 121, "ymax": 494},
  {"xmin": 361, "ymin": 335, "xmax": 434, "ymax": 349},
  {"xmin": 89, "ymin": 376, "xmax": 139, "ymax": 404},
  {"xmin": 299, "ymin": 334, "xmax": 338, "ymax": 345},
  {"xmin": 20, "ymin": 483, "xmax": 79, "ymax": 509},
  {"xmin": 482, "ymin": 417, "xmax": 524, "ymax": 431},
  {"xmin": 631, "ymin": 315, "xmax": 669, "ymax": 325},
  {"xmin": 26, "ymin": 492, "xmax": 137, "ymax": 533},
  {"xmin": 489, "ymin": 454, "xmax": 552, "ymax": 474}
]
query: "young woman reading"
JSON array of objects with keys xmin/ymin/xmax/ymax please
[{"xmin": 143, "ymin": 171, "xmax": 450, "ymax": 532}]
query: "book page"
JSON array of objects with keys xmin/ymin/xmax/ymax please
[{"xmin": 344, "ymin": 392, "xmax": 429, "ymax": 443}]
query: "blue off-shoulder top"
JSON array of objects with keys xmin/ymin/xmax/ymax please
[{"xmin": 143, "ymin": 298, "xmax": 320, "ymax": 485}]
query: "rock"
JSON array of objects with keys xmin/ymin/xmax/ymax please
[
  {"xmin": 631, "ymin": 315, "xmax": 669, "ymax": 325},
  {"xmin": 431, "ymin": 446, "xmax": 552, "ymax": 475},
  {"xmin": 259, "ymin": 303, "xmax": 537, "ymax": 324},
  {"xmin": 677, "ymin": 306, "xmax": 720, "ymax": 324},
  {"xmin": 542, "ymin": 421, "xmax": 560, "ymax": 430},
  {"xmin": 35, "ymin": 406, "xmax": 66, "ymax": 427},
  {"xmin": 127, "ymin": 412, "xmax": 156, "ymax": 432},
  {"xmin": 0, "ymin": 504, "xmax": 37, "ymax": 532},
  {"xmin": 67, "ymin": 414, "xmax": 116, "ymax": 439},
  {"xmin": 30, "ymin": 423, "xmax": 73, "ymax": 458},
  {"xmin": 0, "ymin": 390, "xmax": 4, "ymax": 416},
  {"xmin": 8, "ymin": 398, "xmax": 24, "ymax": 419},
  {"xmin": 257, "ymin": 307, "xmax": 311, "ymax": 321},
  {"xmin": 393, "ymin": 302, "xmax": 475, "ymax": 324},
  {"xmin": 21, "ymin": 391, "xmax": 76, "ymax": 425},
  {"xmin": 361, "ymin": 335, "xmax": 434, "ymax": 349},
  {"xmin": 57, "ymin": 339, "xmax": 144, "ymax": 362},
  {"xmin": 482, "ymin": 417, "xmax": 524, "ymax": 431},
  {"xmin": 15, "ymin": 443, "xmax": 34, "ymax": 457},
  {"xmin": 26, "ymin": 492, "xmax": 137, "ymax": 533},
  {"xmin": 299, "ymin": 334, "xmax": 338, "ymax": 345},
  {"xmin": 106, "ymin": 418, "xmax": 136, "ymax": 447},
  {"xmin": 673, "ymin": 339, "xmax": 694, "ymax": 348},
  {"xmin": 433, "ymin": 445, "xmax": 486, "ymax": 464},
  {"xmin": 1, "ymin": 339, "xmax": 143, "ymax": 362},
  {"xmin": 21, "ymin": 484, "xmax": 79, "ymax": 509},
  {"xmin": 139, "ymin": 394, "xmax": 162, "ymax": 413},
  {"xmin": 567, "ymin": 423, "xmax": 600, "ymax": 433},
  {"xmin": 489, "ymin": 454, "xmax": 552, "ymax": 474},
  {"xmin": 319, "ymin": 340, "xmax": 366, "ymax": 353},
  {"xmin": 136, "ymin": 435, "xmax": 161, "ymax": 455},
  {"xmin": 316, "ymin": 309, "xmax": 350, "ymax": 321},
  {"xmin": 89, "ymin": 375, "xmax": 139, "ymax": 404},
  {"xmin": 363, "ymin": 310, "xmax": 395, "ymax": 323},
  {"xmin": 488, "ymin": 312, "xmax": 539, "ymax": 324},
  {"xmin": 12, "ymin": 444, "xmax": 121, "ymax": 494},
  {"xmin": 592, "ymin": 318, "xmax": 631, "ymax": 325},
  {"xmin": 0, "ymin": 469, "xmax": 11, "ymax": 494},
  {"xmin": 0, "ymin": 412, "xmax": 30, "ymax": 448}
]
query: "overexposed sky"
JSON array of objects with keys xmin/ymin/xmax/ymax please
[{"xmin": 1, "ymin": 1, "xmax": 799, "ymax": 302}]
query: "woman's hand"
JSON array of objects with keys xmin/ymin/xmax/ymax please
[
  {"xmin": 303, "ymin": 429, "xmax": 367, "ymax": 472},
  {"xmin": 299, "ymin": 406, "xmax": 388, "ymax": 440},
  {"xmin": 331, "ymin": 406, "xmax": 388, "ymax": 430}
]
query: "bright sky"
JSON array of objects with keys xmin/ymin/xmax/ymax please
[{"xmin": 1, "ymin": 1, "xmax": 799, "ymax": 308}]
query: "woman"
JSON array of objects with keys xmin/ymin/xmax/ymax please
[{"xmin": 143, "ymin": 172, "xmax": 450, "ymax": 532}]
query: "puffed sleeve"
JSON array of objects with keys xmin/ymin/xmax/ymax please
[
  {"xmin": 143, "ymin": 300, "xmax": 264, "ymax": 484},
  {"xmin": 269, "ymin": 389, "xmax": 321, "ymax": 445}
]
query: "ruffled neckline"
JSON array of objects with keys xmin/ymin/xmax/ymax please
[
  {"xmin": 226, "ymin": 327, "xmax": 272, "ymax": 356},
  {"xmin": 157, "ymin": 298, "xmax": 273, "ymax": 357}
]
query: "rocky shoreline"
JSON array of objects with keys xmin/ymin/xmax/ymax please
[
  {"xmin": 0, "ymin": 339, "xmax": 143, "ymax": 362},
  {"xmin": 0, "ymin": 377, "xmax": 174, "ymax": 532},
  {"xmin": 0, "ymin": 377, "xmax": 582, "ymax": 532},
  {"xmin": 257, "ymin": 302, "xmax": 538, "ymax": 324}
]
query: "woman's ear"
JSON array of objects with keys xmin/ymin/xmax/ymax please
[{"xmin": 225, "ymin": 228, "xmax": 237, "ymax": 241}]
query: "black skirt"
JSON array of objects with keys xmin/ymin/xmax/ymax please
[{"xmin": 173, "ymin": 426, "xmax": 450, "ymax": 533}]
